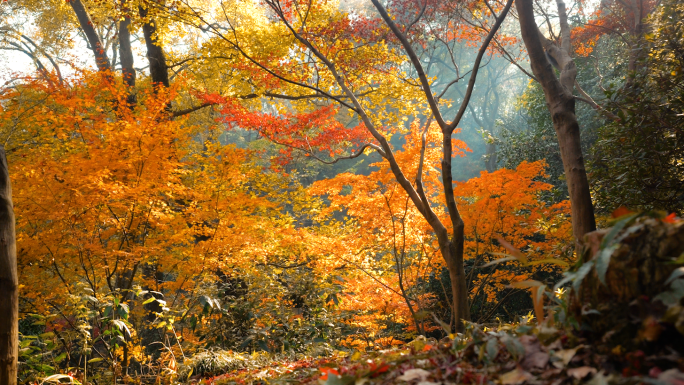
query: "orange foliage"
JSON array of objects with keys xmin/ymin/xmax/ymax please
[
  {"xmin": 5, "ymin": 72, "xmax": 302, "ymax": 324},
  {"xmin": 571, "ymin": 0, "xmax": 657, "ymax": 56},
  {"xmin": 311, "ymin": 121, "xmax": 571, "ymax": 332},
  {"xmin": 454, "ymin": 161, "xmax": 572, "ymax": 304}
]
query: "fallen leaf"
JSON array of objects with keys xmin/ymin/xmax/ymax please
[
  {"xmin": 522, "ymin": 352, "xmax": 549, "ymax": 369},
  {"xmin": 397, "ymin": 368, "xmax": 431, "ymax": 382},
  {"xmin": 639, "ymin": 316, "xmax": 663, "ymax": 341},
  {"xmin": 519, "ymin": 335, "xmax": 549, "ymax": 369},
  {"xmin": 320, "ymin": 367, "xmax": 339, "ymax": 381},
  {"xmin": 658, "ymin": 369, "xmax": 684, "ymax": 385},
  {"xmin": 587, "ymin": 371, "xmax": 611, "ymax": 385},
  {"xmin": 567, "ymin": 366, "xmax": 597, "ymax": 379},
  {"xmin": 501, "ymin": 368, "xmax": 534, "ymax": 385},
  {"xmin": 554, "ymin": 345, "xmax": 584, "ymax": 366},
  {"xmin": 663, "ymin": 213, "xmax": 677, "ymax": 223}
]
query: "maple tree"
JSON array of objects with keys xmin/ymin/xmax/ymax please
[
  {"xmin": 0, "ymin": 72, "xmax": 334, "ymax": 381},
  {"xmin": 311, "ymin": 121, "xmax": 571, "ymax": 330},
  {"xmin": 177, "ymin": 0, "xmax": 517, "ymax": 330},
  {"xmin": 454, "ymin": 161, "xmax": 572, "ymax": 318}
]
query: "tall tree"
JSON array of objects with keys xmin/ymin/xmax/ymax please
[
  {"xmin": 139, "ymin": 1, "xmax": 169, "ymax": 88},
  {"xmin": 515, "ymin": 0, "xmax": 597, "ymax": 240},
  {"xmin": 0, "ymin": 147, "xmax": 17, "ymax": 385}
]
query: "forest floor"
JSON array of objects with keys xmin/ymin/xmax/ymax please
[
  {"xmin": 181, "ymin": 214, "xmax": 684, "ymax": 385},
  {"xmin": 182, "ymin": 322, "xmax": 684, "ymax": 385}
]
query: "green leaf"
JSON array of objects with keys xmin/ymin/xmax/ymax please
[
  {"xmin": 432, "ymin": 313, "xmax": 452, "ymax": 335},
  {"xmin": 258, "ymin": 340, "xmax": 270, "ymax": 352},
  {"xmin": 35, "ymin": 364, "xmax": 55, "ymax": 373},
  {"xmin": 324, "ymin": 374, "xmax": 355, "ymax": 385},
  {"xmin": 87, "ymin": 358, "xmax": 103, "ymax": 363},
  {"xmin": 572, "ymin": 260, "xmax": 596, "ymax": 293},
  {"xmin": 83, "ymin": 295, "xmax": 98, "ymax": 304},
  {"xmin": 485, "ymin": 338, "xmax": 499, "ymax": 361},
  {"xmin": 596, "ymin": 244, "xmax": 619, "ymax": 285},
  {"xmin": 501, "ymin": 335, "xmax": 525, "ymax": 360},
  {"xmin": 110, "ymin": 320, "xmax": 131, "ymax": 339},
  {"xmin": 54, "ymin": 352, "xmax": 67, "ymax": 363},
  {"xmin": 665, "ymin": 267, "xmax": 684, "ymax": 286},
  {"xmin": 601, "ymin": 213, "xmax": 640, "ymax": 248},
  {"xmin": 199, "ymin": 295, "xmax": 213, "ymax": 309},
  {"xmin": 598, "ymin": 223, "xmax": 645, "ymax": 284},
  {"xmin": 655, "ymin": 279, "xmax": 684, "ymax": 306}
]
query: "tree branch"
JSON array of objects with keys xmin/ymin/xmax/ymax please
[
  {"xmin": 573, "ymin": 80, "xmax": 621, "ymax": 121},
  {"xmin": 68, "ymin": 0, "xmax": 111, "ymax": 72}
]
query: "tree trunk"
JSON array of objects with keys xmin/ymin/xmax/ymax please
[
  {"xmin": 441, "ymin": 223, "xmax": 470, "ymax": 332},
  {"xmin": 119, "ymin": 8, "xmax": 137, "ymax": 106},
  {"xmin": 516, "ymin": 0, "xmax": 596, "ymax": 240},
  {"xmin": 0, "ymin": 147, "xmax": 17, "ymax": 385},
  {"xmin": 485, "ymin": 142, "xmax": 497, "ymax": 172},
  {"xmin": 139, "ymin": 4, "xmax": 169, "ymax": 88},
  {"xmin": 68, "ymin": 0, "xmax": 111, "ymax": 72}
]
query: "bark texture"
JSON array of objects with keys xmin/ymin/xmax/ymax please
[
  {"xmin": 516, "ymin": 0, "xmax": 596, "ymax": 240},
  {"xmin": 69, "ymin": 0, "xmax": 111, "ymax": 72},
  {"xmin": 119, "ymin": 10, "xmax": 137, "ymax": 105},
  {"xmin": 0, "ymin": 147, "xmax": 17, "ymax": 385},
  {"xmin": 139, "ymin": 4, "xmax": 169, "ymax": 88}
]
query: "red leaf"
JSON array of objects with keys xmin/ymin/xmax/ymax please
[{"xmin": 611, "ymin": 206, "xmax": 634, "ymax": 218}]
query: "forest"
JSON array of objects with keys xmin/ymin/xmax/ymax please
[{"xmin": 0, "ymin": 0, "xmax": 683, "ymax": 384}]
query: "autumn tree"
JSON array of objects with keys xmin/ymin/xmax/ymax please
[
  {"xmin": 312, "ymin": 120, "xmax": 572, "ymax": 327},
  {"xmin": 453, "ymin": 161, "xmax": 571, "ymax": 319},
  {"xmin": 179, "ymin": 0, "xmax": 516, "ymax": 330}
]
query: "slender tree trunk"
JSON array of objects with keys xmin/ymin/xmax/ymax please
[
  {"xmin": 444, "ymin": 224, "xmax": 470, "ymax": 331},
  {"xmin": 626, "ymin": 0, "xmax": 647, "ymax": 89},
  {"xmin": 516, "ymin": 0, "xmax": 596, "ymax": 240},
  {"xmin": 119, "ymin": 6, "xmax": 137, "ymax": 106},
  {"xmin": 68, "ymin": 0, "xmax": 111, "ymax": 72},
  {"xmin": 139, "ymin": 4, "xmax": 169, "ymax": 88},
  {"xmin": 0, "ymin": 147, "xmax": 17, "ymax": 385},
  {"xmin": 485, "ymin": 142, "xmax": 497, "ymax": 172}
]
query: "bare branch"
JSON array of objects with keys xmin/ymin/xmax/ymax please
[
  {"xmin": 171, "ymin": 102, "xmax": 215, "ymax": 117},
  {"xmin": 446, "ymin": 0, "xmax": 514, "ymax": 133},
  {"xmin": 68, "ymin": 0, "xmax": 111, "ymax": 72},
  {"xmin": 371, "ymin": 0, "xmax": 448, "ymax": 129},
  {"xmin": 573, "ymin": 81, "xmax": 621, "ymax": 121},
  {"xmin": 181, "ymin": 6, "xmax": 359, "ymax": 111}
]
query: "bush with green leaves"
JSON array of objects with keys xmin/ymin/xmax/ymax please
[{"xmin": 589, "ymin": 0, "xmax": 684, "ymax": 215}]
